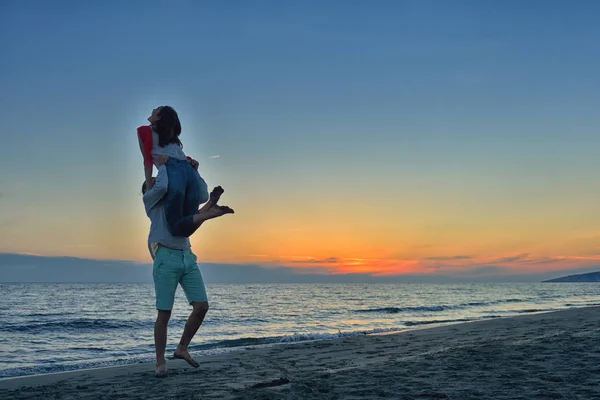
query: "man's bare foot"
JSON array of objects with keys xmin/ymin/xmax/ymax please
[
  {"xmin": 155, "ymin": 362, "xmax": 168, "ymax": 378},
  {"xmin": 173, "ymin": 348, "xmax": 199, "ymax": 368}
]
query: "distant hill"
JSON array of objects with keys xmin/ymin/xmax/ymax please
[{"xmin": 544, "ymin": 271, "xmax": 600, "ymax": 283}]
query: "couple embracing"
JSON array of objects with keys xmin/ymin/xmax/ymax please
[{"xmin": 138, "ymin": 106, "xmax": 233, "ymax": 377}]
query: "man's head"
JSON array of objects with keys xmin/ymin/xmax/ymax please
[{"xmin": 141, "ymin": 178, "xmax": 156, "ymax": 194}]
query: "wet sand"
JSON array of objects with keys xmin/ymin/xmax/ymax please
[{"xmin": 1, "ymin": 306, "xmax": 599, "ymax": 399}]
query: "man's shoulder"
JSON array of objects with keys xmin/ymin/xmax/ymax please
[{"xmin": 144, "ymin": 197, "xmax": 165, "ymax": 213}]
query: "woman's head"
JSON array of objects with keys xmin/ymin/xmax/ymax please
[{"xmin": 148, "ymin": 106, "xmax": 182, "ymax": 148}]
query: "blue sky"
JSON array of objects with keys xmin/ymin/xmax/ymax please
[{"xmin": 2, "ymin": 1, "xmax": 600, "ymax": 279}]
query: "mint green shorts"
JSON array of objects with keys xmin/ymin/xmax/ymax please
[{"xmin": 153, "ymin": 247, "xmax": 208, "ymax": 311}]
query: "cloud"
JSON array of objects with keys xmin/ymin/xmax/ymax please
[
  {"xmin": 519, "ymin": 257, "xmax": 562, "ymax": 265},
  {"xmin": 409, "ymin": 244, "xmax": 438, "ymax": 249},
  {"xmin": 261, "ymin": 249, "xmax": 600, "ymax": 280},
  {"xmin": 492, "ymin": 253, "xmax": 530, "ymax": 264},
  {"xmin": 16, "ymin": 251, "xmax": 42, "ymax": 256},
  {"xmin": 209, "ymin": 155, "xmax": 220, "ymax": 159},
  {"xmin": 424, "ymin": 255, "xmax": 472, "ymax": 261},
  {"xmin": 292, "ymin": 257, "xmax": 339, "ymax": 264},
  {"xmin": 67, "ymin": 244, "xmax": 109, "ymax": 249}
]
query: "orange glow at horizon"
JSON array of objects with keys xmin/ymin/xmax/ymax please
[{"xmin": 3, "ymin": 183, "xmax": 600, "ymax": 278}]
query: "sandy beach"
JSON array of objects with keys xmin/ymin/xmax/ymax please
[{"xmin": 1, "ymin": 306, "xmax": 599, "ymax": 399}]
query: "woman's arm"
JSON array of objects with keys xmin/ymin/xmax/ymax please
[
  {"xmin": 143, "ymin": 164, "xmax": 153, "ymax": 190},
  {"xmin": 137, "ymin": 126, "xmax": 154, "ymax": 189}
]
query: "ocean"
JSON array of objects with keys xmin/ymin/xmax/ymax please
[{"xmin": 1, "ymin": 282, "xmax": 599, "ymax": 378}]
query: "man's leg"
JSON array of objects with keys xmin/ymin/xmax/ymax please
[
  {"xmin": 152, "ymin": 248, "xmax": 181, "ymax": 377},
  {"xmin": 173, "ymin": 250, "xmax": 209, "ymax": 368},
  {"xmin": 174, "ymin": 301, "xmax": 209, "ymax": 367},
  {"xmin": 154, "ymin": 309, "xmax": 171, "ymax": 376}
]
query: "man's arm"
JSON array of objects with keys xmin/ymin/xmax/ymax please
[{"xmin": 143, "ymin": 164, "xmax": 168, "ymax": 212}]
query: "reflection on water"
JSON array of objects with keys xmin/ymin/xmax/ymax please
[{"xmin": 0, "ymin": 282, "xmax": 599, "ymax": 377}]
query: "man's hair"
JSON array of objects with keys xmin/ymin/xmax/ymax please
[{"xmin": 153, "ymin": 106, "xmax": 182, "ymax": 148}]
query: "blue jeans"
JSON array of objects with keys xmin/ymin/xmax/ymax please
[{"xmin": 164, "ymin": 158, "xmax": 209, "ymax": 237}]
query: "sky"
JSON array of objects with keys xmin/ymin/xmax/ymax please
[{"xmin": 1, "ymin": 0, "xmax": 600, "ymax": 280}]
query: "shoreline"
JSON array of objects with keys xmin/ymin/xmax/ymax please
[
  {"xmin": 0, "ymin": 308, "xmax": 557, "ymax": 382},
  {"xmin": 2, "ymin": 306, "xmax": 599, "ymax": 399}
]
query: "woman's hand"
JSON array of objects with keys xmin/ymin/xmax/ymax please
[
  {"xmin": 145, "ymin": 178, "xmax": 155, "ymax": 191},
  {"xmin": 188, "ymin": 158, "xmax": 199, "ymax": 170}
]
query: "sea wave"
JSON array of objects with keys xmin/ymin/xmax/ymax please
[
  {"xmin": 516, "ymin": 308, "xmax": 555, "ymax": 314},
  {"xmin": 0, "ymin": 326, "xmax": 408, "ymax": 378},
  {"xmin": 355, "ymin": 305, "xmax": 451, "ymax": 314},
  {"xmin": 354, "ymin": 298, "xmax": 530, "ymax": 314},
  {"xmin": 0, "ymin": 318, "xmax": 149, "ymax": 334},
  {"xmin": 404, "ymin": 318, "xmax": 471, "ymax": 326},
  {"xmin": 403, "ymin": 314, "xmax": 505, "ymax": 327}
]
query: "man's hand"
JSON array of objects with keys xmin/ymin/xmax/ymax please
[
  {"xmin": 156, "ymin": 155, "xmax": 169, "ymax": 166},
  {"xmin": 188, "ymin": 158, "xmax": 199, "ymax": 170}
]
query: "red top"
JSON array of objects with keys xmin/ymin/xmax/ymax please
[
  {"xmin": 137, "ymin": 125, "xmax": 192, "ymax": 169},
  {"xmin": 137, "ymin": 125, "xmax": 153, "ymax": 170}
]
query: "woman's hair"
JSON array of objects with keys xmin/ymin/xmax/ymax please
[{"xmin": 153, "ymin": 106, "xmax": 182, "ymax": 148}]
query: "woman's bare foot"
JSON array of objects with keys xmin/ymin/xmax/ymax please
[
  {"xmin": 210, "ymin": 186, "xmax": 224, "ymax": 204},
  {"xmin": 193, "ymin": 204, "xmax": 234, "ymax": 225},
  {"xmin": 199, "ymin": 186, "xmax": 224, "ymax": 212},
  {"xmin": 217, "ymin": 205, "xmax": 234, "ymax": 214},
  {"xmin": 173, "ymin": 348, "xmax": 199, "ymax": 368}
]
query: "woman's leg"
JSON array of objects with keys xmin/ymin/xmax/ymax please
[
  {"xmin": 183, "ymin": 166, "xmax": 209, "ymax": 219},
  {"xmin": 165, "ymin": 160, "xmax": 231, "ymax": 237},
  {"xmin": 164, "ymin": 159, "xmax": 198, "ymax": 237}
]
